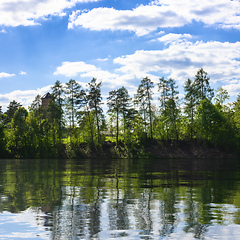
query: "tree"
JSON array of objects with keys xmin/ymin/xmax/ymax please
[
  {"xmin": 184, "ymin": 78, "xmax": 197, "ymax": 139},
  {"xmin": 51, "ymin": 80, "xmax": 65, "ymax": 140},
  {"xmin": 29, "ymin": 94, "xmax": 43, "ymax": 115},
  {"xmin": 4, "ymin": 100, "xmax": 22, "ymax": 125},
  {"xmin": 107, "ymin": 90, "xmax": 120, "ymax": 146},
  {"xmin": 65, "ymin": 79, "xmax": 84, "ymax": 129},
  {"xmin": 195, "ymin": 99, "xmax": 236, "ymax": 150},
  {"xmin": 0, "ymin": 106, "xmax": 3, "ymax": 124},
  {"xmin": 87, "ymin": 78, "xmax": 104, "ymax": 144},
  {"xmin": 107, "ymin": 86, "xmax": 132, "ymax": 146},
  {"xmin": 6, "ymin": 107, "xmax": 28, "ymax": 158},
  {"xmin": 158, "ymin": 78, "xmax": 180, "ymax": 140},
  {"xmin": 158, "ymin": 77, "xmax": 170, "ymax": 113},
  {"xmin": 117, "ymin": 86, "xmax": 132, "ymax": 133},
  {"xmin": 194, "ymin": 68, "xmax": 214, "ymax": 103},
  {"xmin": 52, "ymin": 80, "xmax": 64, "ymax": 107},
  {"xmin": 233, "ymin": 94, "xmax": 240, "ymax": 131},
  {"xmin": 214, "ymin": 87, "xmax": 230, "ymax": 113},
  {"xmin": 0, "ymin": 106, "xmax": 6, "ymax": 157},
  {"xmin": 134, "ymin": 77, "xmax": 154, "ymax": 139}
]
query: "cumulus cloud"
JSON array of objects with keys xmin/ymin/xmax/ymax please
[
  {"xmin": 54, "ymin": 61, "xmax": 123, "ymax": 86},
  {"xmin": 54, "ymin": 61, "xmax": 98, "ymax": 77},
  {"xmin": 68, "ymin": 0, "xmax": 240, "ymax": 35},
  {"xmin": 114, "ymin": 40, "xmax": 240, "ymax": 85},
  {"xmin": 0, "ymin": 72, "xmax": 15, "ymax": 78},
  {"xmin": 223, "ymin": 83, "xmax": 240, "ymax": 96},
  {"xmin": 68, "ymin": 6, "xmax": 188, "ymax": 36},
  {"xmin": 0, "ymin": 0, "xmax": 100, "ymax": 27}
]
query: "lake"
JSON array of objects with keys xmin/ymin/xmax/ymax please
[{"xmin": 0, "ymin": 158, "xmax": 240, "ymax": 239}]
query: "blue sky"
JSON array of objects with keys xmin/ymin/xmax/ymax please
[{"xmin": 0, "ymin": 0, "xmax": 240, "ymax": 111}]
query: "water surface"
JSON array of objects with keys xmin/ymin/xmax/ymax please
[{"xmin": 0, "ymin": 158, "xmax": 240, "ymax": 239}]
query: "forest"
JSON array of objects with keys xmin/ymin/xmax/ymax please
[{"xmin": 0, "ymin": 68, "xmax": 240, "ymax": 159}]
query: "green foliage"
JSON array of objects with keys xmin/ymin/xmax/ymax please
[
  {"xmin": 5, "ymin": 107, "xmax": 28, "ymax": 158},
  {"xmin": 158, "ymin": 78, "xmax": 180, "ymax": 140},
  {"xmin": 86, "ymin": 78, "xmax": 104, "ymax": 145},
  {"xmin": 196, "ymin": 99, "xmax": 236, "ymax": 150},
  {"xmin": 184, "ymin": 78, "xmax": 197, "ymax": 139},
  {"xmin": 0, "ymin": 107, "xmax": 7, "ymax": 157},
  {"xmin": 65, "ymin": 79, "xmax": 85, "ymax": 129},
  {"xmin": 194, "ymin": 68, "xmax": 214, "ymax": 103},
  {"xmin": 107, "ymin": 86, "xmax": 132, "ymax": 146},
  {"xmin": 4, "ymin": 100, "xmax": 22, "ymax": 126}
]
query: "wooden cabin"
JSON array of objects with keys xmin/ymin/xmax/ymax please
[{"xmin": 41, "ymin": 92, "xmax": 51, "ymax": 108}]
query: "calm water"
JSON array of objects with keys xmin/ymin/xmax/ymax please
[{"xmin": 0, "ymin": 158, "xmax": 240, "ymax": 239}]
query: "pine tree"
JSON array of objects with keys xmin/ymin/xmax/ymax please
[
  {"xmin": 87, "ymin": 78, "xmax": 103, "ymax": 144},
  {"xmin": 159, "ymin": 78, "xmax": 180, "ymax": 140},
  {"xmin": 184, "ymin": 78, "xmax": 197, "ymax": 139},
  {"xmin": 134, "ymin": 77, "xmax": 154, "ymax": 139},
  {"xmin": 107, "ymin": 86, "xmax": 132, "ymax": 146},
  {"xmin": 65, "ymin": 79, "xmax": 83, "ymax": 129},
  {"xmin": 4, "ymin": 100, "xmax": 22, "ymax": 126},
  {"xmin": 194, "ymin": 68, "xmax": 214, "ymax": 103}
]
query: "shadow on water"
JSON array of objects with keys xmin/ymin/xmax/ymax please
[{"xmin": 0, "ymin": 158, "xmax": 240, "ymax": 239}]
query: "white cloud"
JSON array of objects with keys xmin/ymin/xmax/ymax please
[
  {"xmin": 54, "ymin": 61, "xmax": 98, "ymax": 77},
  {"xmin": 114, "ymin": 40, "xmax": 240, "ymax": 85},
  {"xmin": 19, "ymin": 71, "xmax": 27, "ymax": 75},
  {"xmin": 157, "ymin": 33, "xmax": 193, "ymax": 44},
  {"xmin": 0, "ymin": 72, "xmax": 15, "ymax": 78},
  {"xmin": 0, "ymin": 29, "xmax": 6, "ymax": 33},
  {"xmin": 96, "ymin": 57, "xmax": 109, "ymax": 62},
  {"xmin": 69, "ymin": 0, "xmax": 240, "ymax": 35},
  {"xmin": 68, "ymin": 6, "xmax": 187, "ymax": 36},
  {"xmin": 223, "ymin": 83, "xmax": 240, "ymax": 96},
  {"xmin": 0, "ymin": 0, "xmax": 100, "ymax": 27},
  {"xmin": 54, "ymin": 61, "xmax": 122, "ymax": 86}
]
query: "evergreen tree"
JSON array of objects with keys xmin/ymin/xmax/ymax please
[
  {"xmin": 233, "ymin": 94, "xmax": 240, "ymax": 131},
  {"xmin": 134, "ymin": 77, "xmax": 154, "ymax": 139},
  {"xmin": 184, "ymin": 78, "xmax": 197, "ymax": 139},
  {"xmin": 6, "ymin": 107, "xmax": 28, "ymax": 158},
  {"xmin": 0, "ymin": 106, "xmax": 3, "ymax": 124},
  {"xmin": 52, "ymin": 80, "xmax": 64, "ymax": 107},
  {"xmin": 194, "ymin": 68, "xmax": 214, "ymax": 103},
  {"xmin": 158, "ymin": 78, "xmax": 180, "ymax": 140},
  {"xmin": 214, "ymin": 87, "xmax": 230, "ymax": 113},
  {"xmin": 65, "ymin": 79, "xmax": 84, "ymax": 129},
  {"xmin": 29, "ymin": 94, "xmax": 43, "ymax": 115},
  {"xmin": 158, "ymin": 77, "xmax": 170, "ymax": 113},
  {"xmin": 107, "ymin": 86, "xmax": 131, "ymax": 146},
  {"xmin": 4, "ymin": 100, "xmax": 22, "ymax": 126},
  {"xmin": 0, "ymin": 106, "xmax": 6, "ymax": 157},
  {"xmin": 107, "ymin": 90, "xmax": 120, "ymax": 146},
  {"xmin": 87, "ymin": 78, "xmax": 103, "ymax": 144},
  {"xmin": 51, "ymin": 80, "xmax": 65, "ymax": 141}
]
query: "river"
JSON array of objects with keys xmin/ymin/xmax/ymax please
[{"xmin": 0, "ymin": 158, "xmax": 240, "ymax": 239}]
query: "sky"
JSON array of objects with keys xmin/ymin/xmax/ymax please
[{"xmin": 0, "ymin": 0, "xmax": 240, "ymax": 111}]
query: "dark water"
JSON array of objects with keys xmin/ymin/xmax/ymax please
[{"xmin": 0, "ymin": 158, "xmax": 240, "ymax": 239}]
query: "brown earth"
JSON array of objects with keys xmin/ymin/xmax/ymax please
[{"xmin": 75, "ymin": 139, "xmax": 237, "ymax": 159}]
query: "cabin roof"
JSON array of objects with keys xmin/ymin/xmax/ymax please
[{"xmin": 41, "ymin": 92, "xmax": 51, "ymax": 99}]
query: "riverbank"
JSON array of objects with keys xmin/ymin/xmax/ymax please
[{"xmin": 66, "ymin": 139, "xmax": 237, "ymax": 159}]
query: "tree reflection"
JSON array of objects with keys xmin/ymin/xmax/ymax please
[
  {"xmin": 183, "ymin": 188, "xmax": 208, "ymax": 239},
  {"xmin": 159, "ymin": 187, "xmax": 178, "ymax": 237}
]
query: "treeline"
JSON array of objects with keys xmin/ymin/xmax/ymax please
[{"xmin": 0, "ymin": 68, "xmax": 240, "ymax": 159}]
